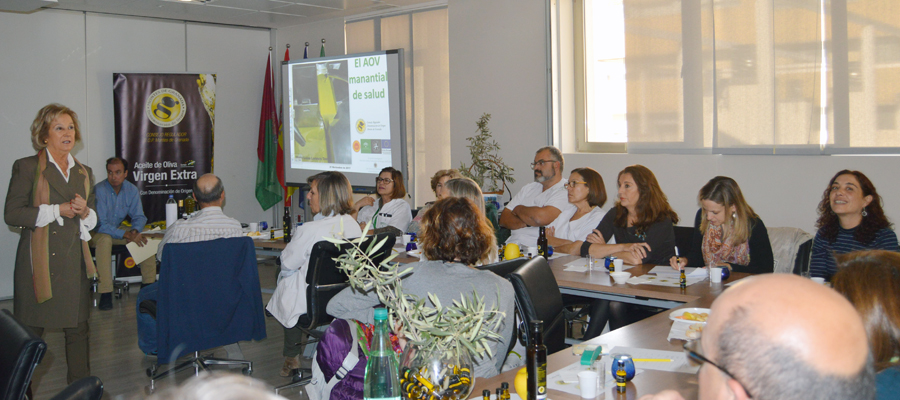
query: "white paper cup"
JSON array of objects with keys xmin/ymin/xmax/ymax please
[
  {"xmin": 402, "ymin": 234, "xmax": 411, "ymax": 246},
  {"xmin": 710, "ymin": 267, "xmax": 723, "ymax": 283},
  {"xmin": 248, "ymin": 222, "xmax": 258, "ymax": 232},
  {"xmin": 811, "ymin": 277, "xmax": 826, "ymax": 284},
  {"xmin": 613, "ymin": 259, "xmax": 624, "ymax": 271},
  {"xmin": 578, "ymin": 370, "xmax": 598, "ymax": 398}
]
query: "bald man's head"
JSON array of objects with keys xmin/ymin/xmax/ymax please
[
  {"xmin": 193, "ymin": 173, "xmax": 225, "ymax": 208},
  {"xmin": 699, "ymin": 274, "xmax": 874, "ymax": 400}
]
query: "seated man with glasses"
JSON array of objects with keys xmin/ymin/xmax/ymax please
[
  {"xmin": 499, "ymin": 146, "xmax": 573, "ymax": 248},
  {"xmin": 640, "ymin": 274, "xmax": 875, "ymax": 400}
]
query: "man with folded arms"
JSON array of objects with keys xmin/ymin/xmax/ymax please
[
  {"xmin": 91, "ymin": 157, "xmax": 155, "ymax": 311},
  {"xmin": 640, "ymin": 274, "xmax": 874, "ymax": 400},
  {"xmin": 499, "ymin": 146, "xmax": 571, "ymax": 247},
  {"xmin": 157, "ymin": 173, "xmax": 242, "ymax": 261}
]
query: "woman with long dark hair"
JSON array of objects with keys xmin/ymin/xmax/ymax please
[{"xmin": 810, "ymin": 170, "xmax": 898, "ymax": 280}]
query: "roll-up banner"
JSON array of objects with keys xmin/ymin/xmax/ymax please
[{"xmin": 113, "ymin": 73, "xmax": 216, "ymax": 225}]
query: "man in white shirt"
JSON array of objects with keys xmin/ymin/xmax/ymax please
[
  {"xmin": 499, "ymin": 146, "xmax": 572, "ymax": 246},
  {"xmin": 157, "ymin": 173, "xmax": 243, "ymax": 261}
]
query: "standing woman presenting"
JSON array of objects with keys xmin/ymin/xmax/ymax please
[
  {"xmin": 5, "ymin": 104, "xmax": 98, "ymax": 384},
  {"xmin": 354, "ymin": 167, "xmax": 412, "ymax": 236}
]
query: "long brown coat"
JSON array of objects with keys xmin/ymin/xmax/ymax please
[{"xmin": 5, "ymin": 152, "xmax": 95, "ymax": 328}]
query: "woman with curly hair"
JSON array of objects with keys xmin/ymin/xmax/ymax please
[
  {"xmin": 328, "ymin": 197, "xmax": 515, "ymax": 378},
  {"xmin": 810, "ymin": 170, "xmax": 899, "ymax": 280},
  {"xmin": 832, "ymin": 250, "xmax": 900, "ymax": 399}
]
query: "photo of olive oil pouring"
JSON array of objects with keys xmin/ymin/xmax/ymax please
[{"xmin": 291, "ymin": 60, "xmax": 351, "ymax": 165}]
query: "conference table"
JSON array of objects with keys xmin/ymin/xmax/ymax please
[{"xmin": 470, "ymin": 254, "xmax": 749, "ymax": 400}]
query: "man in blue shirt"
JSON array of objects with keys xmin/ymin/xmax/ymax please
[{"xmin": 89, "ymin": 157, "xmax": 156, "ymax": 310}]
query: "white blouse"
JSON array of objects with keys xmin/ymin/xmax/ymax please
[
  {"xmin": 357, "ymin": 198, "xmax": 412, "ymax": 233},
  {"xmin": 549, "ymin": 206, "xmax": 607, "ymax": 242}
]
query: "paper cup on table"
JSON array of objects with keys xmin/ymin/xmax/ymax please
[
  {"xmin": 402, "ymin": 234, "xmax": 411, "ymax": 246},
  {"xmin": 811, "ymin": 277, "xmax": 825, "ymax": 284},
  {"xmin": 578, "ymin": 370, "xmax": 598, "ymax": 398},
  {"xmin": 710, "ymin": 267, "xmax": 723, "ymax": 283},
  {"xmin": 613, "ymin": 259, "xmax": 624, "ymax": 271},
  {"xmin": 248, "ymin": 222, "xmax": 258, "ymax": 232}
]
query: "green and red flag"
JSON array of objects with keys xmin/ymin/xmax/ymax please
[
  {"xmin": 255, "ymin": 52, "xmax": 283, "ymax": 210},
  {"xmin": 277, "ymin": 45, "xmax": 297, "ymax": 205}
]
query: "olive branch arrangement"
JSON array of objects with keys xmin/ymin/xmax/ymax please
[
  {"xmin": 459, "ymin": 113, "xmax": 516, "ymax": 193},
  {"xmin": 324, "ymin": 222, "xmax": 505, "ymax": 361}
]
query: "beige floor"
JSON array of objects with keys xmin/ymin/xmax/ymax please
[{"xmin": 0, "ymin": 257, "xmax": 312, "ymax": 400}]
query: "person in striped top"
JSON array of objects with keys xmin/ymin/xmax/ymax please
[{"xmin": 810, "ymin": 170, "xmax": 900, "ymax": 280}]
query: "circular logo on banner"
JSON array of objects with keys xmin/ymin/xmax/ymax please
[
  {"xmin": 124, "ymin": 257, "xmax": 136, "ymax": 269},
  {"xmin": 355, "ymin": 119, "xmax": 367, "ymax": 134},
  {"xmin": 146, "ymin": 88, "xmax": 187, "ymax": 127},
  {"xmin": 352, "ymin": 140, "xmax": 361, "ymax": 152}
]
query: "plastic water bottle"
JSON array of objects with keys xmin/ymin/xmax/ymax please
[
  {"xmin": 165, "ymin": 195, "xmax": 177, "ymax": 229},
  {"xmin": 364, "ymin": 308, "xmax": 400, "ymax": 400}
]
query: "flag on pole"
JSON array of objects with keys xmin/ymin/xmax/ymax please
[
  {"xmin": 277, "ymin": 45, "xmax": 297, "ymax": 206},
  {"xmin": 255, "ymin": 52, "xmax": 283, "ymax": 210},
  {"xmin": 303, "ymin": 42, "xmax": 309, "ymax": 59},
  {"xmin": 320, "ymin": 39, "xmax": 326, "ymax": 57}
]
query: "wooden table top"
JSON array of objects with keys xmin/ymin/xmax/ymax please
[{"xmin": 473, "ymin": 293, "xmax": 719, "ymax": 400}]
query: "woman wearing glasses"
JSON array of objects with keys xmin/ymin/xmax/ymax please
[
  {"xmin": 810, "ymin": 170, "xmax": 899, "ymax": 280},
  {"xmin": 669, "ymin": 176, "xmax": 774, "ymax": 275},
  {"xmin": 354, "ymin": 166, "xmax": 412, "ymax": 236},
  {"xmin": 832, "ymin": 250, "xmax": 900, "ymax": 400},
  {"xmin": 267, "ymin": 171, "xmax": 363, "ymax": 376},
  {"xmin": 545, "ymin": 167, "xmax": 608, "ymax": 255}
]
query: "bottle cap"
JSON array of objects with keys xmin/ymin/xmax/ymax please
[
  {"xmin": 501, "ymin": 382, "xmax": 509, "ymax": 389},
  {"xmin": 374, "ymin": 308, "xmax": 388, "ymax": 320},
  {"xmin": 483, "ymin": 390, "xmax": 490, "ymax": 397}
]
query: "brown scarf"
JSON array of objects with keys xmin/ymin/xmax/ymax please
[{"xmin": 31, "ymin": 150, "xmax": 96, "ymax": 303}]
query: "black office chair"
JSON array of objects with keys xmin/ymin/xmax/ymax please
[
  {"xmin": 0, "ymin": 309, "xmax": 47, "ymax": 400},
  {"xmin": 791, "ymin": 238, "xmax": 814, "ymax": 275},
  {"xmin": 476, "ymin": 257, "xmax": 530, "ymax": 278},
  {"xmin": 276, "ymin": 233, "xmax": 395, "ymax": 394},
  {"xmin": 673, "ymin": 226, "xmax": 696, "ymax": 257},
  {"xmin": 48, "ymin": 377, "xmax": 103, "ymax": 400},
  {"xmin": 88, "ymin": 244, "xmax": 131, "ymax": 298},
  {"xmin": 507, "ymin": 257, "xmax": 568, "ymax": 354}
]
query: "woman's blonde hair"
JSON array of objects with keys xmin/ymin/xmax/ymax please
[
  {"xmin": 698, "ymin": 176, "xmax": 758, "ymax": 245},
  {"xmin": 444, "ymin": 177, "xmax": 486, "ymax": 213},
  {"xmin": 30, "ymin": 103, "xmax": 82, "ymax": 151},
  {"xmin": 308, "ymin": 171, "xmax": 354, "ymax": 216}
]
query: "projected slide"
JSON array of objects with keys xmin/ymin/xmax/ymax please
[{"xmin": 288, "ymin": 54, "xmax": 392, "ymax": 174}]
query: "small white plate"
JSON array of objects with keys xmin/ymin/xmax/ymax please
[{"xmin": 669, "ymin": 307, "xmax": 710, "ymax": 323}]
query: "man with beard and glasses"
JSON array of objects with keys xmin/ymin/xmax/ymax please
[{"xmin": 499, "ymin": 146, "xmax": 573, "ymax": 247}]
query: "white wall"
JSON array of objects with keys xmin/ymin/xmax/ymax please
[
  {"xmin": 0, "ymin": 9, "xmax": 272, "ymax": 299},
  {"xmin": 448, "ymin": 0, "xmax": 550, "ymax": 191},
  {"xmin": 447, "ymin": 0, "xmax": 900, "ymax": 236}
]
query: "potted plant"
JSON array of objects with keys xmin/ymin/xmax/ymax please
[
  {"xmin": 327, "ymin": 227, "xmax": 505, "ymax": 400},
  {"xmin": 459, "ymin": 113, "xmax": 516, "ymax": 194}
]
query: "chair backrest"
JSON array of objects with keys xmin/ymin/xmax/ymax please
[
  {"xmin": 0, "ymin": 309, "xmax": 47, "ymax": 400},
  {"xmin": 156, "ymin": 237, "xmax": 267, "ymax": 364},
  {"xmin": 300, "ymin": 233, "xmax": 396, "ymax": 330},
  {"xmin": 673, "ymin": 226, "xmax": 696, "ymax": 256},
  {"xmin": 507, "ymin": 257, "xmax": 567, "ymax": 354},
  {"xmin": 48, "ymin": 376, "xmax": 103, "ymax": 400},
  {"xmin": 475, "ymin": 257, "xmax": 530, "ymax": 278},
  {"xmin": 767, "ymin": 227, "xmax": 814, "ymax": 274},
  {"xmin": 792, "ymin": 238, "xmax": 814, "ymax": 275}
]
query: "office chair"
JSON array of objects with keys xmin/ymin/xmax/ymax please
[
  {"xmin": 48, "ymin": 377, "xmax": 103, "ymax": 400},
  {"xmin": 507, "ymin": 257, "xmax": 568, "ymax": 354},
  {"xmin": 673, "ymin": 226, "xmax": 696, "ymax": 257},
  {"xmin": 275, "ymin": 233, "xmax": 395, "ymax": 394},
  {"xmin": 89, "ymin": 244, "xmax": 131, "ymax": 298},
  {"xmin": 148, "ymin": 237, "xmax": 267, "ymax": 390},
  {"xmin": 475, "ymin": 257, "xmax": 530, "ymax": 278},
  {"xmin": 0, "ymin": 309, "xmax": 47, "ymax": 400}
]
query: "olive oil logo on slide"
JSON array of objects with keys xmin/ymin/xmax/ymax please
[
  {"xmin": 146, "ymin": 88, "xmax": 187, "ymax": 128},
  {"xmin": 356, "ymin": 119, "xmax": 367, "ymax": 134}
]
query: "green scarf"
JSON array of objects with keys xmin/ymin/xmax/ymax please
[{"xmin": 31, "ymin": 150, "xmax": 97, "ymax": 303}]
